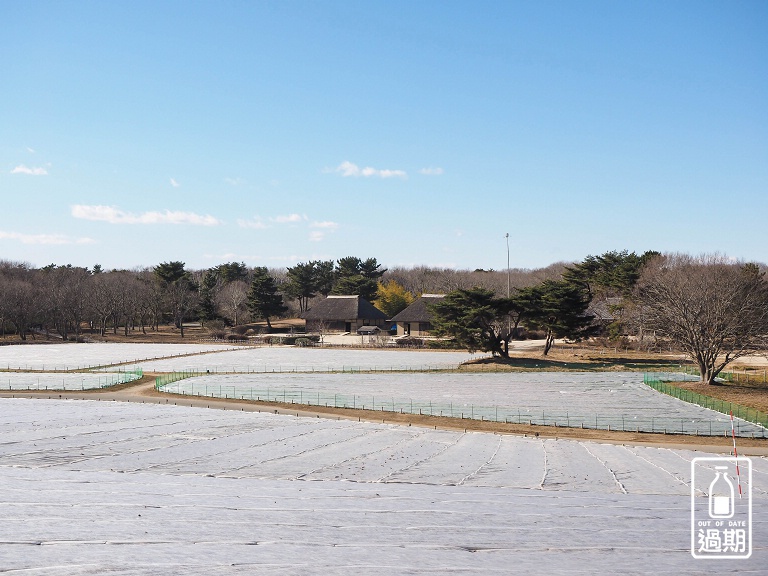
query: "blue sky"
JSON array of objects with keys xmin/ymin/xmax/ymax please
[{"xmin": 2, "ymin": 1, "xmax": 766, "ymax": 271}]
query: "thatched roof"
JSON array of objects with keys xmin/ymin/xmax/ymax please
[
  {"xmin": 390, "ymin": 294, "xmax": 445, "ymax": 323},
  {"xmin": 302, "ymin": 295, "xmax": 387, "ymax": 321}
]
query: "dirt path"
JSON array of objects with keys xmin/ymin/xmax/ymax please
[{"xmin": 3, "ymin": 376, "xmax": 766, "ymax": 455}]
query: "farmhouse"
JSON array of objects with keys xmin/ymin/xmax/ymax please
[
  {"xmin": 302, "ymin": 295, "xmax": 388, "ymax": 333},
  {"xmin": 390, "ymin": 294, "xmax": 445, "ymax": 337}
]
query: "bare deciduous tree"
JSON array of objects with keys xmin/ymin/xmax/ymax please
[
  {"xmin": 636, "ymin": 254, "xmax": 768, "ymax": 384},
  {"xmin": 215, "ymin": 280, "xmax": 249, "ymax": 326}
]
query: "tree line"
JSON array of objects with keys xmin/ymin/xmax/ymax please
[
  {"xmin": 0, "ymin": 256, "xmax": 564, "ymax": 342},
  {"xmin": 2, "ymin": 251, "xmax": 766, "ymax": 385},
  {"xmin": 429, "ymin": 251, "xmax": 768, "ymax": 385}
]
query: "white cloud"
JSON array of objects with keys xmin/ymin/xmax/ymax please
[
  {"xmin": 419, "ymin": 167, "xmax": 444, "ymax": 176},
  {"xmin": 0, "ymin": 230, "xmax": 95, "ymax": 245},
  {"xmin": 170, "ymin": 178, "xmax": 180, "ymax": 188},
  {"xmin": 237, "ymin": 217, "xmax": 268, "ymax": 229},
  {"xmin": 308, "ymin": 220, "xmax": 338, "ymax": 242},
  {"xmin": 334, "ymin": 161, "xmax": 407, "ymax": 179},
  {"xmin": 224, "ymin": 177, "xmax": 246, "ymax": 186},
  {"xmin": 71, "ymin": 205, "xmax": 221, "ymax": 226},
  {"xmin": 310, "ymin": 220, "xmax": 339, "ymax": 230},
  {"xmin": 203, "ymin": 253, "xmax": 306, "ymax": 263},
  {"xmin": 272, "ymin": 213, "xmax": 307, "ymax": 224},
  {"xmin": 26, "ymin": 147, "xmax": 36, "ymax": 153},
  {"xmin": 11, "ymin": 164, "xmax": 48, "ymax": 175}
]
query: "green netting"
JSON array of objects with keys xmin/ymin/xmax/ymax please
[
  {"xmin": 155, "ymin": 374, "xmax": 767, "ymax": 437},
  {"xmin": 644, "ymin": 372, "xmax": 768, "ymax": 427},
  {"xmin": 3, "ymin": 368, "xmax": 143, "ymax": 391}
]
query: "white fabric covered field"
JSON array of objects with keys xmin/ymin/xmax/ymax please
[
  {"xmin": 0, "ymin": 398, "xmax": 765, "ymax": 574},
  {"xmin": 0, "ymin": 343, "xmax": 235, "ymax": 370},
  {"xmin": 162, "ymin": 371, "xmax": 767, "ymax": 437}
]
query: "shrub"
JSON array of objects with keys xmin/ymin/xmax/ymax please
[
  {"xmin": 426, "ymin": 339, "xmax": 461, "ymax": 349},
  {"xmin": 207, "ymin": 320, "xmax": 226, "ymax": 337},
  {"xmin": 396, "ymin": 337, "xmax": 424, "ymax": 348}
]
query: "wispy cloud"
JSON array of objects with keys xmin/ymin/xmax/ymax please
[
  {"xmin": 333, "ymin": 161, "xmax": 407, "ymax": 179},
  {"xmin": 272, "ymin": 213, "xmax": 307, "ymax": 224},
  {"xmin": 308, "ymin": 220, "xmax": 339, "ymax": 242},
  {"xmin": 224, "ymin": 177, "xmax": 246, "ymax": 186},
  {"xmin": 11, "ymin": 164, "xmax": 48, "ymax": 176},
  {"xmin": 25, "ymin": 147, "xmax": 36, "ymax": 153},
  {"xmin": 203, "ymin": 253, "xmax": 307, "ymax": 263},
  {"xmin": 170, "ymin": 178, "xmax": 180, "ymax": 188},
  {"xmin": 71, "ymin": 205, "xmax": 221, "ymax": 226},
  {"xmin": 0, "ymin": 230, "xmax": 95, "ymax": 245},
  {"xmin": 419, "ymin": 167, "xmax": 444, "ymax": 176},
  {"xmin": 310, "ymin": 220, "xmax": 339, "ymax": 230},
  {"xmin": 237, "ymin": 217, "xmax": 268, "ymax": 229},
  {"xmin": 238, "ymin": 214, "xmax": 336, "ymax": 237}
]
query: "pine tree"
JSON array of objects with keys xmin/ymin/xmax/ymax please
[
  {"xmin": 246, "ymin": 267, "xmax": 287, "ymax": 331},
  {"xmin": 430, "ymin": 288, "xmax": 515, "ymax": 357},
  {"xmin": 331, "ymin": 257, "xmax": 386, "ymax": 301}
]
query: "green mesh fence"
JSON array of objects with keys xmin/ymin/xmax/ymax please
[
  {"xmin": 644, "ymin": 372, "xmax": 768, "ymax": 428},
  {"xmin": 155, "ymin": 374, "xmax": 767, "ymax": 437},
  {"xmin": 3, "ymin": 368, "xmax": 143, "ymax": 391},
  {"xmin": 155, "ymin": 370, "xmax": 203, "ymax": 390}
]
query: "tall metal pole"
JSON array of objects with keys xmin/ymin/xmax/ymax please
[
  {"xmin": 505, "ymin": 233, "xmax": 510, "ymax": 298},
  {"xmin": 505, "ymin": 233, "xmax": 511, "ymax": 349}
]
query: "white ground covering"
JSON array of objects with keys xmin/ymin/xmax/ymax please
[
  {"xmin": 162, "ymin": 371, "xmax": 767, "ymax": 437},
  {"xmin": 0, "ymin": 398, "xmax": 765, "ymax": 574},
  {"xmin": 138, "ymin": 346, "xmax": 484, "ymax": 372},
  {"xmin": 0, "ymin": 343, "xmax": 235, "ymax": 370},
  {"xmin": 0, "ymin": 371, "xmax": 141, "ymax": 390}
]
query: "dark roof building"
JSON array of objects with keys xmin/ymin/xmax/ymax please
[
  {"xmin": 390, "ymin": 294, "xmax": 445, "ymax": 336},
  {"xmin": 302, "ymin": 295, "xmax": 388, "ymax": 333}
]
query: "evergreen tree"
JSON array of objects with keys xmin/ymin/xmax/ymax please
[
  {"xmin": 247, "ymin": 267, "xmax": 287, "ymax": 331},
  {"xmin": 520, "ymin": 280, "xmax": 596, "ymax": 355},
  {"xmin": 563, "ymin": 250, "xmax": 659, "ymax": 298},
  {"xmin": 153, "ymin": 261, "xmax": 197, "ymax": 337},
  {"xmin": 430, "ymin": 288, "xmax": 515, "ymax": 357},
  {"xmin": 285, "ymin": 261, "xmax": 319, "ymax": 312},
  {"xmin": 198, "ymin": 268, "xmax": 220, "ymax": 325},
  {"xmin": 216, "ymin": 262, "xmax": 248, "ymax": 283},
  {"xmin": 285, "ymin": 260, "xmax": 337, "ymax": 312},
  {"xmin": 314, "ymin": 260, "xmax": 335, "ymax": 296},
  {"xmin": 331, "ymin": 257, "xmax": 386, "ymax": 301}
]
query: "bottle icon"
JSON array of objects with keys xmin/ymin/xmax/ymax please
[{"xmin": 709, "ymin": 466, "xmax": 734, "ymax": 518}]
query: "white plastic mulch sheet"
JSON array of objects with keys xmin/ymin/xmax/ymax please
[
  {"xmin": 162, "ymin": 371, "xmax": 767, "ymax": 437},
  {"xmin": 0, "ymin": 371, "xmax": 141, "ymax": 391},
  {"xmin": 0, "ymin": 398, "xmax": 765, "ymax": 575},
  {"xmin": 137, "ymin": 346, "xmax": 483, "ymax": 372},
  {"xmin": 0, "ymin": 343, "xmax": 235, "ymax": 370}
]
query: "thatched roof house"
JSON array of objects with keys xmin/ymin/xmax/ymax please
[
  {"xmin": 302, "ymin": 295, "xmax": 388, "ymax": 333},
  {"xmin": 390, "ymin": 294, "xmax": 445, "ymax": 336}
]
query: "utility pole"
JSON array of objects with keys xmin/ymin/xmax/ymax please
[
  {"xmin": 505, "ymin": 233, "xmax": 510, "ymax": 298},
  {"xmin": 506, "ymin": 233, "xmax": 511, "ymax": 351}
]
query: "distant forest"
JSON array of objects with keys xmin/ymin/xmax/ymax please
[{"xmin": 0, "ymin": 256, "xmax": 569, "ymax": 341}]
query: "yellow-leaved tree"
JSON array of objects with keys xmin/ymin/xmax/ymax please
[{"xmin": 374, "ymin": 280, "xmax": 415, "ymax": 317}]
